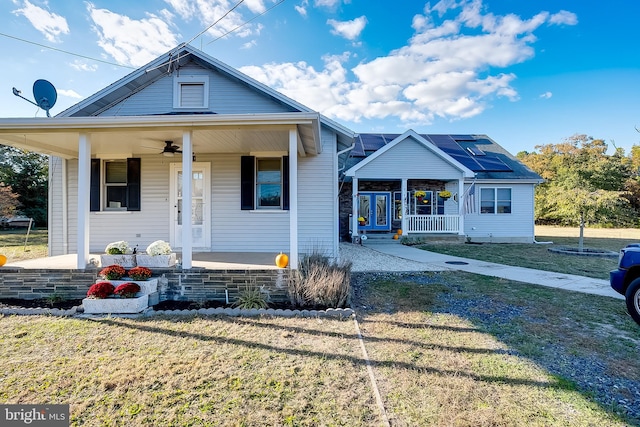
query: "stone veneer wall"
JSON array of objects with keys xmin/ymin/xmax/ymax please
[{"xmin": 0, "ymin": 267, "xmax": 291, "ymax": 304}]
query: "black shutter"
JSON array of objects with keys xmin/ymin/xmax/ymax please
[
  {"xmin": 126, "ymin": 158, "xmax": 141, "ymax": 211},
  {"xmin": 90, "ymin": 159, "xmax": 100, "ymax": 212},
  {"xmin": 282, "ymin": 155, "xmax": 290, "ymax": 210},
  {"xmin": 240, "ymin": 156, "xmax": 255, "ymax": 210}
]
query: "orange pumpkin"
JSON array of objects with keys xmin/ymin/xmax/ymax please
[
  {"xmin": 392, "ymin": 234, "xmax": 399, "ymax": 240},
  {"xmin": 0, "ymin": 254, "xmax": 6, "ymax": 267},
  {"xmin": 275, "ymin": 252, "xmax": 289, "ymax": 268},
  {"xmin": 396, "ymin": 229, "xmax": 402, "ymax": 235}
]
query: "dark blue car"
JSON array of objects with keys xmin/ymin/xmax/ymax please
[{"xmin": 610, "ymin": 243, "xmax": 640, "ymax": 326}]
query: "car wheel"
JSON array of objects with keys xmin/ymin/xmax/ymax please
[{"xmin": 625, "ymin": 278, "xmax": 640, "ymax": 326}]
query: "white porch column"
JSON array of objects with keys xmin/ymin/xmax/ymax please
[
  {"xmin": 76, "ymin": 133, "xmax": 91, "ymax": 269},
  {"xmin": 351, "ymin": 177, "xmax": 359, "ymax": 240},
  {"xmin": 288, "ymin": 128, "xmax": 299, "ymax": 269},
  {"xmin": 181, "ymin": 131, "xmax": 193, "ymax": 269},
  {"xmin": 401, "ymin": 178, "xmax": 407, "ymax": 235},
  {"xmin": 458, "ymin": 178, "xmax": 465, "ymax": 235}
]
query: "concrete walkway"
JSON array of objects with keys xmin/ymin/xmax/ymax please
[{"xmin": 364, "ymin": 241, "xmax": 623, "ymax": 300}]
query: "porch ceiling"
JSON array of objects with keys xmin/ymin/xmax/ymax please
[{"xmin": 0, "ymin": 113, "xmax": 320, "ymax": 159}]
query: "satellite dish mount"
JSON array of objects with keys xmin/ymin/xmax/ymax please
[{"xmin": 12, "ymin": 79, "xmax": 58, "ymax": 117}]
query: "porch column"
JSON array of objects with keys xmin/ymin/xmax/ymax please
[
  {"xmin": 289, "ymin": 128, "xmax": 298, "ymax": 269},
  {"xmin": 458, "ymin": 178, "xmax": 465, "ymax": 235},
  {"xmin": 76, "ymin": 133, "xmax": 91, "ymax": 269},
  {"xmin": 351, "ymin": 177, "xmax": 359, "ymax": 240},
  {"xmin": 182, "ymin": 130, "xmax": 193, "ymax": 269},
  {"xmin": 401, "ymin": 178, "xmax": 407, "ymax": 235}
]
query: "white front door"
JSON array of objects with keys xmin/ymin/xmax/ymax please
[{"xmin": 169, "ymin": 162, "xmax": 211, "ymax": 250}]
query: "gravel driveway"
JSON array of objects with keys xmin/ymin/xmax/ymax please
[{"xmin": 340, "ymin": 242, "xmax": 443, "ymax": 272}]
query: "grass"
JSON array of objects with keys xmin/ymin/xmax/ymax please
[
  {"xmin": 356, "ymin": 272, "xmax": 640, "ymax": 426},
  {"xmin": 412, "ymin": 226, "xmax": 640, "ymax": 280},
  {"xmin": 2, "ymin": 271, "xmax": 639, "ymax": 425},
  {"xmin": 0, "ymin": 228, "xmax": 48, "ymax": 262}
]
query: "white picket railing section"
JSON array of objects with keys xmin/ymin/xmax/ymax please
[{"xmin": 406, "ymin": 215, "xmax": 460, "ymax": 233}]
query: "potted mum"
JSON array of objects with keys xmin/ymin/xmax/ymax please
[
  {"xmin": 99, "ymin": 264, "xmax": 126, "ymax": 280},
  {"xmin": 86, "ymin": 281, "xmax": 115, "ymax": 299},
  {"xmin": 136, "ymin": 240, "xmax": 177, "ymax": 267},
  {"xmin": 114, "ymin": 283, "xmax": 141, "ymax": 298},
  {"xmin": 127, "ymin": 266, "xmax": 152, "ymax": 281},
  {"xmin": 100, "ymin": 240, "xmax": 136, "ymax": 267}
]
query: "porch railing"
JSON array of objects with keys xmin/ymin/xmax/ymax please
[{"xmin": 406, "ymin": 215, "xmax": 460, "ymax": 233}]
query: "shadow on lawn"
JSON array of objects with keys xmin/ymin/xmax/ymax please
[{"xmin": 92, "ymin": 314, "xmax": 576, "ymax": 393}]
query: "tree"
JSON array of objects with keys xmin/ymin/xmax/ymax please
[
  {"xmin": 0, "ymin": 184, "xmax": 20, "ymax": 217},
  {"xmin": 0, "ymin": 145, "xmax": 48, "ymax": 226},
  {"xmin": 518, "ymin": 134, "xmax": 637, "ymax": 228}
]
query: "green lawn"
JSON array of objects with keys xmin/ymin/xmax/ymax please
[{"xmin": 0, "ymin": 228, "xmax": 47, "ymax": 262}]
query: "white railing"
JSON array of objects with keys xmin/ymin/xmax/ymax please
[{"xmin": 406, "ymin": 215, "xmax": 460, "ymax": 233}]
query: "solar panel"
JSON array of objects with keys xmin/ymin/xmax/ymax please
[
  {"xmin": 474, "ymin": 156, "xmax": 512, "ymax": 172},
  {"xmin": 351, "ymin": 135, "xmax": 366, "ymax": 157},
  {"xmin": 451, "ymin": 134, "xmax": 476, "ymax": 141},
  {"xmin": 360, "ymin": 134, "xmax": 386, "ymax": 151},
  {"xmin": 425, "ymin": 134, "xmax": 484, "ymax": 171}
]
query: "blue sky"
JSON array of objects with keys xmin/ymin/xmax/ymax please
[{"xmin": 1, "ymin": 0, "xmax": 639, "ymax": 155}]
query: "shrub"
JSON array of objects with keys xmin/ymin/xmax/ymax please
[
  {"xmin": 99, "ymin": 264, "xmax": 126, "ymax": 280},
  {"xmin": 87, "ymin": 282, "xmax": 115, "ymax": 299},
  {"xmin": 233, "ymin": 285, "xmax": 269, "ymax": 309},
  {"xmin": 114, "ymin": 282, "xmax": 141, "ymax": 298},
  {"xmin": 288, "ymin": 253, "xmax": 352, "ymax": 309},
  {"xmin": 127, "ymin": 266, "xmax": 152, "ymax": 281}
]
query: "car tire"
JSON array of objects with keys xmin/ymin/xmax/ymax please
[{"xmin": 625, "ymin": 278, "xmax": 640, "ymax": 326}]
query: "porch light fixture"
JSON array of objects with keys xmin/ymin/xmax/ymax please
[{"xmin": 163, "ymin": 151, "xmax": 174, "ymax": 157}]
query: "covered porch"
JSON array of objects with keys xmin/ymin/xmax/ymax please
[{"xmin": 0, "ymin": 113, "xmax": 325, "ymax": 271}]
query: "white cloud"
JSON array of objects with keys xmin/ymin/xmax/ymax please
[
  {"xmin": 87, "ymin": 3, "xmax": 179, "ymax": 67},
  {"xmin": 58, "ymin": 89, "xmax": 83, "ymax": 99},
  {"xmin": 314, "ymin": 0, "xmax": 343, "ymax": 8},
  {"xmin": 539, "ymin": 91, "xmax": 553, "ymax": 99},
  {"xmin": 69, "ymin": 60, "xmax": 98, "ymax": 72},
  {"xmin": 549, "ymin": 10, "xmax": 578, "ymax": 26},
  {"xmin": 12, "ymin": 0, "xmax": 69, "ymax": 43},
  {"xmin": 242, "ymin": 0, "xmax": 577, "ymax": 125},
  {"xmin": 242, "ymin": 40, "xmax": 258, "ymax": 49},
  {"xmin": 295, "ymin": 5, "xmax": 307, "ymax": 17},
  {"xmin": 164, "ymin": 0, "xmax": 261, "ymax": 40},
  {"xmin": 327, "ymin": 16, "xmax": 367, "ymax": 40}
]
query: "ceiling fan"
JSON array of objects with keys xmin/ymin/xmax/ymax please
[{"xmin": 160, "ymin": 141, "xmax": 182, "ymax": 157}]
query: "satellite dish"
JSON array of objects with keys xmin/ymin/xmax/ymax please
[
  {"xmin": 33, "ymin": 80, "xmax": 57, "ymax": 116},
  {"xmin": 12, "ymin": 79, "xmax": 57, "ymax": 117}
]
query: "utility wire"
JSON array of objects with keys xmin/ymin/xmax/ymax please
[
  {"xmin": 206, "ymin": 0, "xmax": 286, "ymax": 46},
  {"xmin": 185, "ymin": 0, "xmax": 245, "ymax": 46},
  {"xmin": 0, "ymin": 32, "xmax": 136, "ymax": 69}
]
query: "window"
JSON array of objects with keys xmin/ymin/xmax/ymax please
[
  {"xmin": 240, "ymin": 156, "xmax": 289, "ymax": 210},
  {"xmin": 256, "ymin": 158, "xmax": 282, "ymax": 208},
  {"xmin": 90, "ymin": 158, "xmax": 141, "ymax": 212},
  {"xmin": 480, "ymin": 188, "xmax": 511, "ymax": 214},
  {"xmin": 173, "ymin": 75, "xmax": 209, "ymax": 109},
  {"xmin": 105, "ymin": 161, "xmax": 127, "ymax": 209}
]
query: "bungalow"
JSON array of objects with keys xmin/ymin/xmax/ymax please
[{"xmin": 0, "ymin": 44, "xmax": 541, "ymax": 273}]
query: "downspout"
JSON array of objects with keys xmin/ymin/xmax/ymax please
[{"xmin": 337, "ymin": 143, "xmax": 355, "ymax": 173}]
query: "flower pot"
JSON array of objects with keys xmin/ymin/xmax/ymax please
[
  {"xmin": 135, "ymin": 253, "xmax": 177, "ymax": 268},
  {"xmin": 100, "ymin": 254, "xmax": 136, "ymax": 268},
  {"xmin": 108, "ymin": 278, "xmax": 158, "ymax": 295},
  {"xmin": 82, "ymin": 294, "xmax": 149, "ymax": 314}
]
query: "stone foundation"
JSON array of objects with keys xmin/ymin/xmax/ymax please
[{"xmin": 0, "ymin": 267, "xmax": 291, "ymax": 304}]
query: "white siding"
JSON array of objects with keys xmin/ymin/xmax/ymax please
[
  {"xmin": 64, "ymin": 156, "xmax": 172, "ymax": 253},
  {"xmin": 210, "ymin": 154, "xmax": 290, "ymax": 252},
  {"xmin": 355, "ymin": 137, "xmax": 463, "ymax": 180},
  {"xmin": 463, "ymin": 183, "xmax": 536, "ymax": 243},
  {"xmin": 297, "ymin": 127, "xmax": 337, "ymax": 257},
  {"xmin": 101, "ymin": 63, "xmax": 293, "ymax": 116}
]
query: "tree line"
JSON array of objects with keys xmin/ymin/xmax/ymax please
[
  {"xmin": 517, "ymin": 134, "xmax": 640, "ymax": 228},
  {"xmin": 0, "ymin": 145, "xmax": 48, "ymax": 227}
]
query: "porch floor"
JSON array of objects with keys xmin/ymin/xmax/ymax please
[{"xmin": 5, "ymin": 252, "xmax": 279, "ymax": 270}]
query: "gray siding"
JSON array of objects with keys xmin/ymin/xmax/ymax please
[
  {"xmin": 354, "ymin": 137, "xmax": 463, "ymax": 180},
  {"xmin": 101, "ymin": 63, "xmax": 293, "ymax": 116},
  {"xmin": 464, "ymin": 183, "xmax": 536, "ymax": 243}
]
